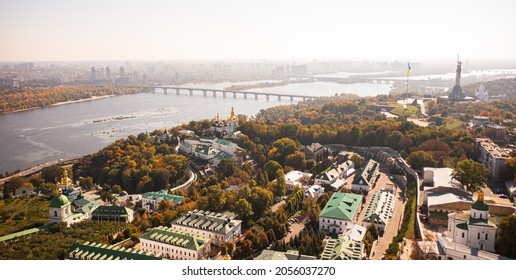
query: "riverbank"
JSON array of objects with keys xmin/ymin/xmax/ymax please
[
  {"xmin": 3, "ymin": 95, "xmax": 114, "ymax": 115},
  {"xmin": 223, "ymin": 78, "xmax": 315, "ymax": 91}
]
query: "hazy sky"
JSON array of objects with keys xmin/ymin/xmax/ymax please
[{"xmin": 1, "ymin": 0, "xmax": 515, "ymax": 62}]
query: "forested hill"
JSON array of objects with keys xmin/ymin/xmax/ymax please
[
  {"xmin": 0, "ymin": 86, "xmax": 143, "ymax": 114},
  {"xmin": 464, "ymin": 78, "xmax": 516, "ymax": 100}
]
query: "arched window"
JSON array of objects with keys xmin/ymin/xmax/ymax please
[{"xmin": 54, "ymin": 210, "xmax": 58, "ymax": 217}]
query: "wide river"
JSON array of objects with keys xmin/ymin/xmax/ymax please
[{"xmin": 0, "ymin": 81, "xmax": 392, "ymax": 173}]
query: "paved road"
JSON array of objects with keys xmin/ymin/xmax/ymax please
[{"xmin": 0, "ymin": 157, "xmax": 81, "ymax": 185}]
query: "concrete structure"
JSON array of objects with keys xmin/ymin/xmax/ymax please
[
  {"xmin": 321, "ymin": 234, "xmax": 365, "ymax": 260},
  {"xmin": 142, "ymin": 190, "xmax": 184, "ymax": 213},
  {"xmin": 351, "ymin": 159, "xmax": 379, "ymax": 193},
  {"xmin": 506, "ymin": 180, "xmax": 516, "ymax": 199},
  {"xmin": 147, "ymin": 86, "xmax": 318, "ymax": 102},
  {"xmin": 303, "ymin": 143, "xmax": 326, "ymax": 162},
  {"xmin": 475, "ymin": 138, "xmax": 512, "ymax": 179},
  {"xmin": 140, "ymin": 226, "xmax": 209, "ymax": 260},
  {"xmin": 255, "ymin": 250, "xmax": 316, "ymax": 260},
  {"xmin": 470, "ymin": 116, "xmax": 490, "ymax": 127},
  {"xmin": 423, "ymin": 167, "xmax": 472, "ymax": 225},
  {"xmin": 283, "ymin": 170, "xmax": 312, "ymax": 191},
  {"xmin": 66, "ymin": 241, "xmax": 161, "ymax": 260},
  {"xmin": 171, "ymin": 209, "xmax": 241, "ymax": 246},
  {"xmin": 319, "ymin": 193, "xmax": 363, "ymax": 234},
  {"xmin": 475, "ymin": 83, "xmax": 489, "ymax": 102},
  {"xmin": 91, "ymin": 206, "xmax": 134, "ymax": 223},
  {"xmin": 362, "ymin": 190, "xmax": 395, "ymax": 232}
]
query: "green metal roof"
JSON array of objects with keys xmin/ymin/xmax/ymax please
[
  {"xmin": 92, "ymin": 206, "xmax": 132, "ymax": 217},
  {"xmin": 140, "ymin": 226, "xmax": 207, "ymax": 251},
  {"xmin": 49, "ymin": 195, "xmax": 70, "ymax": 208},
  {"xmin": 215, "ymin": 139, "xmax": 235, "ymax": 146},
  {"xmin": 321, "ymin": 235, "xmax": 364, "ymax": 260},
  {"xmin": 471, "ymin": 200, "xmax": 489, "ymax": 211},
  {"xmin": 352, "ymin": 159, "xmax": 379, "ymax": 186},
  {"xmin": 66, "ymin": 241, "xmax": 161, "ymax": 260},
  {"xmin": 0, "ymin": 227, "xmax": 40, "ymax": 243},
  {"xmin": 456, "ymin": 223, "xmax": 468, "ymax": 230},
  {"xmin": 320, "ymin": 193, "xmax": 363, "ymax": 221},
  {"xmin": 142, "ymin": 191, "xmax": 184, "ymax": 204}
]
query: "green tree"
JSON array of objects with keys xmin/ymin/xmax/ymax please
[
  {"xmin": 216, "ymin": 159, "xmax": 238, "ymax": 179},
  {"xmin": 248, "ymin": 187, "xmax": 274, "ymax": 217},
  {"xmin": 268, "ymin": 137, "xmax": 299, "ymax": 165},
  {"xmin": 350, "ymin": 153, "xmax": 365, "ymax": 169},
  {"xmin": 407, "ymin": 151, "xmax": 437, "ymax": 170},
  {"xmin": 496, "ymin": 215, "xmax": 516, "ymax": 258},
  {"xmin": 285, "ymin": 151, "xmax": 306, "ymax": 170},
  {"xmin": 78, "ymin": 176, "xmax": 94, "ymax": 190},
  {"xmin": 3, "ymin": 177, "xmax": 24, "ymax": 198},
  {"xmin": 264, "ymin": 160, "xmax": 282, "ymax": 181},
  {"xmin": 452, "ymin": 159, "xmax": 489, "ymax": 193},
  {"xmin": 41, "ymin": 165, "xmax": 64, "ymax": 184},
  {"xmin": 272, "ymin": 169, "xmax": 287, "ymax": 197},
  {"xmin": 232, "ymin": 198, "xmax": 254, "ymax": 220}
]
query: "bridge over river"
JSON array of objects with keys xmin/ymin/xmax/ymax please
[{"xmin": 144, "ymin": 86, "xmax": 318, "ymax": 101}]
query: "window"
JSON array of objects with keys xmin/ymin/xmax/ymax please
[
  {"xmin": 480, "ymin": 213, "xmax": 483, "ymax": 219},
  {"xmin": 54, "ymin": 210, "xmax": 58, "ymax": 217},
  {"xmin": 485, "ymin": 233, "xmax": 488, "ymax": 240},
  {"xmin": 462, "ymin": 232, "xmax": 465, "ymax": 238},
  {"xmin": 474, "ymin": 212, "xmax": 476, "ymax": 218},
  {"xmin": 478, "ymin": 232, "xmax": 480, "ymax": 239}
]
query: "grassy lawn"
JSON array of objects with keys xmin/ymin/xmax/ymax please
[
  {"xmin": 444, "ymin": 118, "xmax": 465, "ymax": 130},
  {"xmin": 390, "ymin": 104, "xmax": 419, "ymax": 117},
  {"xmin": 0, "ymin": 196, "xmax": 50, "ymax": 236}
]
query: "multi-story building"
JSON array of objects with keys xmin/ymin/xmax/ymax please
[
  {"xmin": 170, "ymin": 209, "xmax": 242, "ymax": 246},
  {"xmin": 475, "ymin": 138, "xmax": 512, "ymax": 179},
  {"xmin": 303, "ymin": 143, "xmax": 326, "ymax": 162},
  {"xmin": 319, "ymin": 193, "xmax": 363, "ymax": 234},
  {"xmin": 283, "ymin": 170, "xmax": 312, "ymax": 191},
  {"xmin": 362, "ymin": 189, "xmax": 395, "ymax": 232},
  {"xmin": 66, "ymin": 241, "xmax": 161, "ymax": 260},
  {"xmin": 142, "ymin": 190, "xmax": 184, "ymax": 213},
  {"xmin": 314, "ymin": 160, "xmax": 354, "ymax": 191},
  {"xmin": 351, "ymin": 159, "xmax": 380, "ymax": 193},
  {"xmin": 91, "ymin": 206, "xmax": 134, "ymax": 223},
  {"xmin": 140, "ymin": 226, "xmax": 209, "ymax": 260}
]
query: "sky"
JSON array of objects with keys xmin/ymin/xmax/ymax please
[{"xmin": 0, "ymin": 0, "xmax": 515, "ymax": 62}]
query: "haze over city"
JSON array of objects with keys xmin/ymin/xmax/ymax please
[{"xmin": 1, "ymin": 0, "xmax": 516, "ymax": 62}]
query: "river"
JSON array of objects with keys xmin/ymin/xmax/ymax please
[{"xmin": 0, "ymin": 81, "xmax": 392, "ymax": 173}]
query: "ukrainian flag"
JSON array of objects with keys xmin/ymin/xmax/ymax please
[{"xmin": 407, "ymin": 62, "xmax": 411, "ymax": 75}]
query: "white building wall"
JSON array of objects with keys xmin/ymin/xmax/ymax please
[{"xmin": 140, "ymin": 238, "xmax": 204, "ymax": 260}]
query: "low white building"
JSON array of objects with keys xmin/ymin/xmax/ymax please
[
  {"xmin": 304, "ymin": 185, "xmax": 325, "ymax": 200},
  {"xmin": 212, "ymin": 139, "xmax": 237, "ymax": 154},
  {"xmin": 170, "ymin": 209, "xmax": 242, "ymax": 246},
  {"xmin": 319, "ymin": 193, "xmax": 363, "ymax": 234},
  {"xmin": 342, "ymin": 224, "xmax": 366, "ymax": 242},
  {"xmin": 194, "ymin": 145, "xmax": 219, "ymax": 160},
  {"xmin": 142, "ymin": 190, "xmax": 184, "ymax": 213},
  {"xmin": 284, "ymin": 170, "xmax": 312, "ymax": 191},
  {"xmin": 321, "ymin": 234, "xmax": 365, "ymax": 260},
  {"xmin": 314, "ymin": 160, "xmax": 354, "ymax": 191},
  {"xmin": 362, "ymin": 190, "xmax": 395, "ymax": 232},
  {"xmin": 140, "ymin": 226, "xmax": 209, "ymax": 260}
]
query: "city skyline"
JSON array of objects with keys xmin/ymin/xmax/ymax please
[{"xmin": 1, "ymin": 0, "xmax": 516, "ymax": 62}]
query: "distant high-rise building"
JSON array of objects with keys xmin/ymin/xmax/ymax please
[
  {"xmin": 133, "ymin": 71, "xmax": 139, "ymax": 83},
  {"xmin": 476, "ymin": 83, "xmax": 489, "ymax": 101},
  {"xmin": 106, "ymin": 67, "xmax": 111, "ymax": 79},
  {"xmin": 119, "ymin": 67, "xmax": 126, "ymax": 77},
  {"xmin": 90, "ymin": 67, "xmax": 96, "ymax": 82}
]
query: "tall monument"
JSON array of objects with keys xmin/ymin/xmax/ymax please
[{"xmin": 449, "ymin": 57, "xmax": 466, "ymax": 100}]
